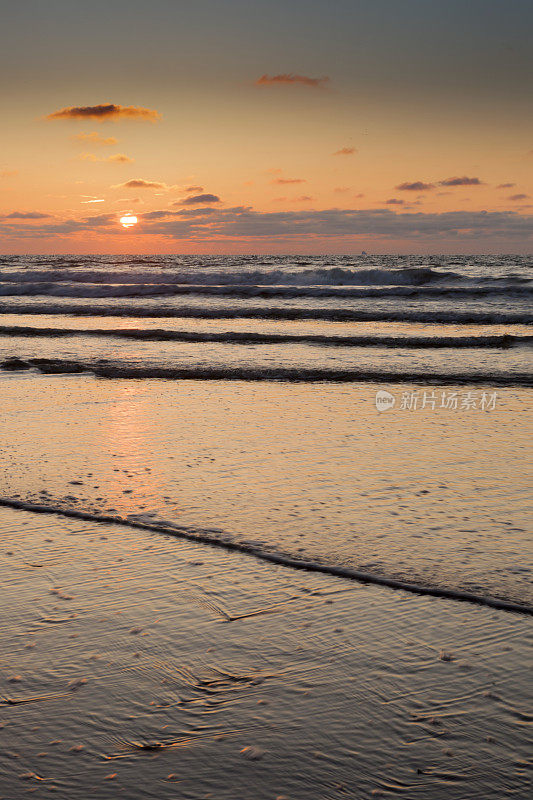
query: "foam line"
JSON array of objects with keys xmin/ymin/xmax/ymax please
[{"xmin": 1, "ymin": 497, "xmax": 531, "ymax": 615}]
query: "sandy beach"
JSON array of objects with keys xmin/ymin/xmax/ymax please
[{"xmin": 1, "ymin": 504, "xmax": 531, "ymax": 799}]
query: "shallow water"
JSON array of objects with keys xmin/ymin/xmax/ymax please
[{"xmin": 1, "ymin": 374, "xmax": 531, "ymax": 607}]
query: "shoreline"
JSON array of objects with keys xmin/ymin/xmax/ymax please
[{"xmin": 1, "ymin": 497, "xmax": 532, "ymax": 616}]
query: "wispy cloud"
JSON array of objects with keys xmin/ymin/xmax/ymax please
[
  {"xmin": 384, "ymin": 198, "xmax": 405, "ymax": 205},
  {"xmin": 255, "ymin": 74, "xmax": 330, "ymax": 89},
  {"xmin": 333, "ymin": 147, "xmax": 357, "ymax": 156},
  {"xmin": 439, "ymin": 176, "xmax": 483, "ymax": 187},
  {"xmin": 112, "ymin": 179, "xmax": 172, "ymax": 190},
  {"xmin": 396, "ymin": 181, "xmax": 435, "ymax": 191},
  {"xmin": 47, "ymin": 103, "xmax": 161, "ymax": 122},
  {"xmin": 272, "ymin": 178, "xmax": 307, "ymax": 185},
  {"xmin": 79, "ymin": 153, "xmax": 134, "ymax": 164},
  {"xmin": 185, "ymin": 185, "xmax": 204, "ymax": 193},
  {"xmin": 508, "ymin": 193, "xmax": 529, "ymax": 201},
  {"xmin": 72, "ymin": 132, "xmax": 118, "ymax": 146},
  {"xmin": 497, "ymin": 183, "xmax": 516, "ymax": 189},
  {"xmin": 80, "ymin": 198, "xmax": 105, "ymax": 204}
]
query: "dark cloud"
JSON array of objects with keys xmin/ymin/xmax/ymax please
[
  {"xmin": 1, "ymin": 211, "xmax": 52, "ymax": 219},
  {"xmin": 333, "ymin": 147, "xmax": 357, "ymax": 156},
  {"xmin": 439, "ymin": 176, "xmax": 483, "ymax": 187},
  {"xmin": 140, "ymin": 208, "xmax": 533, "ymax": 241},
  {"xmin": 497, "ymin": 183, "xmax": 516, "ymax": 189},
  {"xmin": 179, "ymin": 194, "xmax": 221, "ymax": 205},
  {"xmin": 0, "ymin": 212, "xmax": 116, "ymax": 237},
  {"xmin": 396, "ymin": 181, "xmax": 435, "ymax": 191},
  {"xmin": 384, "ymin": 199, "xmax": 405, "ymax": 205},
  {"xmin": 112, "ymin": 179, "xmax": 169, "ymax": 190},
  {"xmin": 47, "ymin": 104, "xmax": 161, "ymax": 122},
  {"xmin": 273, "ymin": 178, "xmax": 306, "ymax": 185},
  {"xmin": 185, "ymin": 186, "xmax": 204, "ymax": 193},
  {"xmin": 255, "ymin": 74, "xmax": 329, "ymax": 88},
  {"xmin": 3, "ymin": 208, "xmax": 532, "ymax": 245},
  {"xmin": 508, "ymin": 193, "xmax": 529, "ymax": 201}
]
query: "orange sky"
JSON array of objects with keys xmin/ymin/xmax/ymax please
[{"xmin": 1, "ymin": 0, "xmax": 532, "ymax": 253}]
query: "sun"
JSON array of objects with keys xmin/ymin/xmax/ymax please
[{"xmin": 120, "ymin": 214, "xmax": 138, "ymax": 229}]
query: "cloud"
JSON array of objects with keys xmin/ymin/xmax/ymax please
[
  {"xmin": 72, "ymin": 132, "xmax": 118, "ymax": 146},
  {"xmin": 79, "ymin": 152, "xmax": 133, "ymax": 164},
  {"xmin": 46, "ymin": 104, "xmax": 161, "ymax": 122},
  {"xmin": 0, "ymin": 169, "xmax": 19, "ymax": 178},
  {"xmin": 133, "ymin": 208, "xmax": 533, "ymax": 242},
  {"xmin": 3, "ymin": 207, "xmax": 532, "ymax": 244},
  {"xmin": 112, "ymin": 179, "xmax": 171, "ymax": 190},
  {"xmin": 497, "ymin": 183, "xmax": 516, "ymax": 189},
  {"xmin": 296, "ymin": 196, "xmax": 315, "ymax": 202},
  {"xmin": 508, "ymin": 193, "xmax": 529, "ymax": 201},
  {"xmin": 333, "ymin": 147, "xmax": 357, "ymax": 156},
  {"xmin": 396, "ymin": 181, "xmax": 435, "ymax": 191},
  {"xmin": 0, "ymin": 211, "xmax": 51, "ymax": 219},
  {"xmin": 255, "ymin": 73, "xmax": 330, "ymax": 89},
  {"xmin": 439, "ymin": 176, "xmax": 483, "ymax": 187},
  {"xmin": 107, "ymin": 154, "xmax": 134, "ymax": 163},
  {"xmin": 185, "ymin": 186, "xmax": 204, "ymax": 193},
  {"xmin": 178, "ymin": 193, "xmax": 221, "ymax": 205},
  {"xmin": 272, "ymin": 178, "xmax": 306, "ymax": 185},
  {"xmin": 385, "ymin": 198, "xmax": 405, "ymax": 205},
  {"xmin": 80, "ymin": 198, "xmax": 105, "ymax": 204}
]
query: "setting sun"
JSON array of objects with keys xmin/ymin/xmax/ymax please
[{"xmin": 119, "ymin": 214, "xmax": 138, "ymax": 228}]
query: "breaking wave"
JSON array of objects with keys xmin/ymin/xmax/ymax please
[
  {"xmin": 1, "ymin": 302, "xmax": 530, "ymax": 325},
  {"xmin": 1, "ymin": 324, "xmax": 531, "ymax": 349},
  {"xmin": 0, "ymin": 281, "xmax": 531, "ymax": 300},
  {"xmin": 2, "ymin": 356, "xmax": 531, "ymax": 386},
  {"xmin": 0, "ymin": 265, "xmax": 471, "ymax": 286}
]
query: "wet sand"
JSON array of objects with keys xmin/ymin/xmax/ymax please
[{"xmin": 0, "ymin": 505, "xmax": 531, "ymax": 800}]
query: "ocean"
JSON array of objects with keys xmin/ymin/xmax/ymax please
[{"xmin": 0, "ymin": 253, "xmax": 532, "ymax": 799}]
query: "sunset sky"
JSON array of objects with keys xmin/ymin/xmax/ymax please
[{"xmin": 1, "ymin": 0, "xmax": 532, "ymax": 254}]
